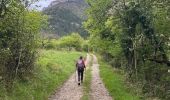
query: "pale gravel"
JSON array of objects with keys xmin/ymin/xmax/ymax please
[
  {"xmin": 90, "ymin": 55, "xmax": 113, "ymax": 100},
  {"xmin": 48, "ymin": 54, "xmax": 113, "ymax": 100},
  {"xmin": 49, "ymin": 54, "xmax": 91, "ymax": 100},
  {"xmin": 49, "ymin": 73, "xmax": 83, "ymax": 100}
]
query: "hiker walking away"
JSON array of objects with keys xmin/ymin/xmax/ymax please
[{"xmin": 76, "ymin": 56, "xmax": 86, "ymax": 85}]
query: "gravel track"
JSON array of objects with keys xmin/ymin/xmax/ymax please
[
  {"xmin": 49, "ymin": 54, "xmax": 113, "ymax": 100},
  {"xmin": 90, "ymin": 55, "xmax": 113, "ymax": 100},
  {"xmin": 49, "ymin": 54, "xmax": 91, "ymax": 100}
]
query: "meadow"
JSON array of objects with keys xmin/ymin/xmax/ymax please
[{"xmin": 0, "ymin": 50, "xmax": 85, "ymax": 100}]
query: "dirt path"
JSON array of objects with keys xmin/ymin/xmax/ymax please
[
  {"xmin": 49, "ymin": 54, "xmax": 91, "ymax": 100},
  {"xmin": 49, "ymin": 54, "xmax": 112, "ymax": 100},
  {"xmin": 90, "ymin": 55, "xmax": 113, "ymax": 100},
  {"xmin": 49, "ymin": 73, "xmax": 83, "ymax": 100}
]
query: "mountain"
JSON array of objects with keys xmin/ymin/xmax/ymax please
[{"xmin": 42, "ymin": 0, "xmax": 88, "ymax": 38}]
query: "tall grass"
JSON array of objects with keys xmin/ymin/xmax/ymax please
[
  {"xmin": 99, "ymin": 57, "xmax": 141, "ymax": 100},
  {"xmin": 0, "ymin": 50, "xmax": 85, "ymax": 100}
]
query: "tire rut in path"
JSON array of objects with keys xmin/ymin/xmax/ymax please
[
  {"xmin": 90, "ymin": 55, "xmax": 113, "ymax": 100},
  {"xmin": 49, "ymin": 73, "xmax": 83, "ymax": 100},
  {"xmin": 48, "ymin": 54, "xmax": 91, "ymax": 100}
]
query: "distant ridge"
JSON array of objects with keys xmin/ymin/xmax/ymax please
[{"xmin": 43, "ymin": 0, "xmax": 88, "ymax": 38}]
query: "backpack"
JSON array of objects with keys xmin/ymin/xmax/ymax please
[{"xmin": 77, "ymin": 60, "xmax": 84, "ymax": 70}]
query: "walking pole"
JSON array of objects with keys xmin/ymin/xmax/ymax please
[
  {"xmin": 75, "ymin": 59, "xmax": 77, "ymax": 83},
  {"xmin": 75, "ymin": 69, "xmax": 77, "ymax": 83},
  {"xmin": 84, "ymin": 58, "xmax": 87, "ymax": 82},
  {"xmin": 84, "ymin": 68, "xmax": 86, "ymax": 81}
]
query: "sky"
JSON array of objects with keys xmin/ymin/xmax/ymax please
[{"xmin": 30, "ymin": 0, "xmax": 55, "ymax": 10}]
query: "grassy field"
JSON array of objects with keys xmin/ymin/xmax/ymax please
[
  {"xmin": 0, "ymin": 50, "xmax": 85, "ymax": 100},
  {"xmin": 99, "ymin": 57, "xmax": 141, "ymax": 100}
]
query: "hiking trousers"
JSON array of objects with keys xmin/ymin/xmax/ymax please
[{"xmin": 77, "ymin": 69, "xmax": 84, "ymax": 82}]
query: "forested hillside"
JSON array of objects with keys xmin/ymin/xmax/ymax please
[{"xmin": 43, "ymin": 0, "xmax": 88, "ymax": 37}]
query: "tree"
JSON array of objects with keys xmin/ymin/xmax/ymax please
[
  {"xmin": 84, "ymin": 0, "xmax": 170, "ymax": 99},
  {"xmin": 0, "ymin": 0, "xmax": 47, "ymax": 91}
]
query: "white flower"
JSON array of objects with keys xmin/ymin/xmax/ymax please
[
  {"xmin": 168, "ymin": 43, "xmax": 170, "ymax": 46},
  {"xmin": 160, "ymin": 34, "xmax": 164, "ymax": 37},
  {"xmin": 168, "ymin": 69, "xmax": 170, "ymax": 73}
]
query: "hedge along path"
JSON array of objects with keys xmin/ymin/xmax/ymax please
[
  {"xmin": 49, "ymin": 54, "xmax": 91, "ymax": 100},
  {"xmin": 90, "ymin": 55, "xmax": 113, "ymax": 100}
]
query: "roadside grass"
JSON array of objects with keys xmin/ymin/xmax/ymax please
[
  {"xmin": 81, "ymin": 68, "xmax": 91, "ymax": 100},
  {"xmin": 81, "ymin": 55, "xmax": 92, "ymax": 100},
  {"xmin": 0, "ymin": 50, "xmax": 85, "ymax": 100},
  {"xmin": 98, "ymin": 56, "xmax": 141, "ymax": 100}
]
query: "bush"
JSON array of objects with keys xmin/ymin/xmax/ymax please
[
  {"xmin": 44, "ymin": 42, "xmax": 56, "ymax": 49},
  {"xmin": 82, "ymin": 40, "xmax": 90, "ymax": 52},
  {"xmin": 0, "ymin": 2, "xmax": 47, "ymax": 91},
  {"xmin": 42, "ymin": 33, "xmax": 86, "ymax": 51},
  {"xmin": 59, "ymin": 33, "xmax": 84, "ymax": 51}
]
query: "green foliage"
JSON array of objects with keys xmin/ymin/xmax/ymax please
[
  {"xmin": 59, "ymin": 33, "xmax": 84, "ymax": 51},
  {"xmin": 43, "ymin": 39, "xmax": 59, "ymax": 49},
  {"xmin": 99, "ymin": 56, "xmax": 141, "ymax": 100},
  {"xmin": 0, "ymin": 50, "xmax": 86, "ymax": 100},
  {"xmin": 0, "ymin": 0, "xmax": 47, "ymax": 92},
  {"xmin": 82, "ymin": 40, "xmax": 90, "ymax": 52},
  {"xmin": 43, "ymin": 0, "xmax": 88, "ymax": 37},
  {"xmin": 42, "ymin": 33, "xmax": 87, "ymax": 51},
  {"xmin": 84, "ymin": 0, "xmax": 170, "ymax": 99}
]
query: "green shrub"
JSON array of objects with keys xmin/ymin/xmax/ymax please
[
  {"xmin": 45, "ymin": 42, "xmax": 56, "ymax": 49},
  {"xmin": 59, "ymin": 33, "xmax": 84, "ymax": 51},
  {"xmin": 0, "ymin": 50, "xmax": 86, "ymax": 100}
]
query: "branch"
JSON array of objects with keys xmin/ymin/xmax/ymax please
[{"xmin": 147, "ymin": 58, "xmax": 170, "ymax": 66}]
